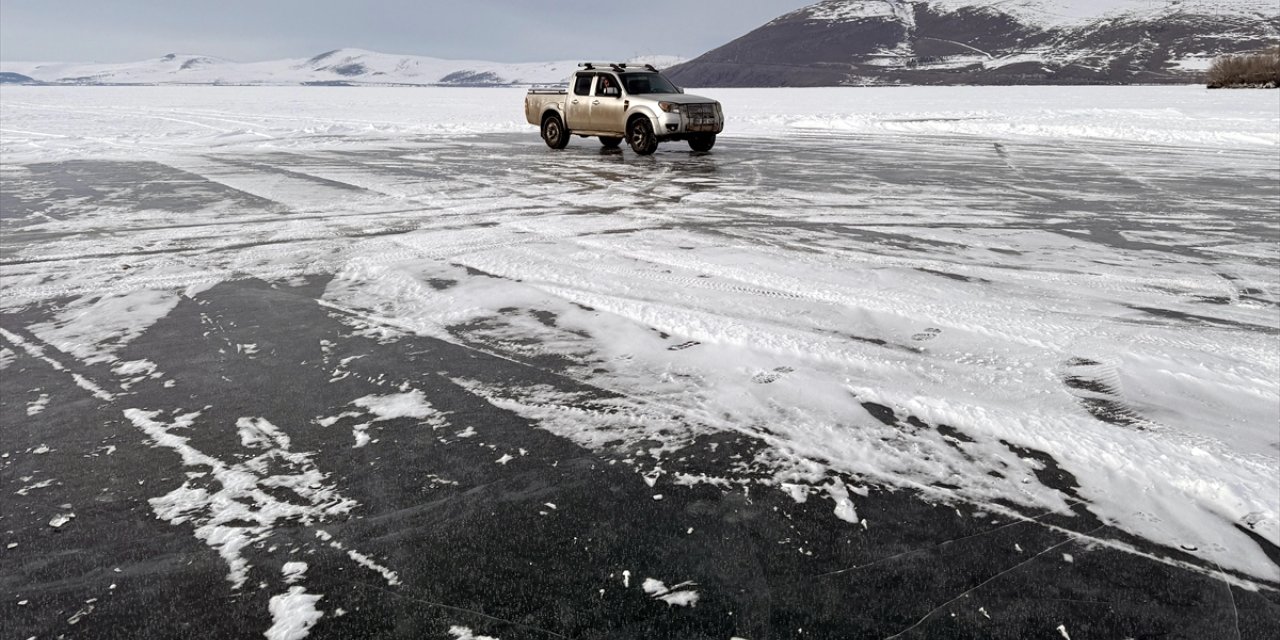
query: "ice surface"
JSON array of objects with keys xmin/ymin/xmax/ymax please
[{"xmin": 2, "ymin": 86, "xmax": 1276, "ymax": 591}]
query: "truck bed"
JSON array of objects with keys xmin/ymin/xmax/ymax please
[{"xmin": 524, "ymin": 89, "xmax": 566, "ymax": 125}]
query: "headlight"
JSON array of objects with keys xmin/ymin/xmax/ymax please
[{"xmin": 659, "ymin": 101, "xmax": 680, "ymax": 113}]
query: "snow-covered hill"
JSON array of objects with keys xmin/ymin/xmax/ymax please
[
  {"xmin": 924, "ymin": 0, "xmax": 1275, "ymax": 27},
  {"xmin": 0, "ymin": 49, "xmax": 687, "ymax": 87},
  {"xmin": 668, "ymin": 0, "xmax": 1280, "ymax": 86}
]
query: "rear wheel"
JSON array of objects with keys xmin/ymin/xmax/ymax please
[
  {"xmin": 600, "ymin": 136, "xmax": 623, "ymax": 149},
  {"xmin": 627, "ymin": 117, "xmax": 658, "ymax": 155},
  {"xmin": 688, "ymin": 134, "xmax": 716, "ymax": 152},
  {"xmin": 541, "ymin": 114, "xmax": 570, "ymax": 150}
]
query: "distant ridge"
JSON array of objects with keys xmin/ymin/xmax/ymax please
[
  {"xmin": 0, "ymin": 72, "xmax": 40, "ymax": 85},
  {"xmin": 666, "ymin": 0, "xmax": 1280, "ymax": 86},
  {"xmin": 0, "ymin": 49, "xmax": 687, "ymax": 87}
]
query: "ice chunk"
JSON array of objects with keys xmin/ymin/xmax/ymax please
[{"xmin": 49, "ymin": 512, "xmax": 75, "ymax": 528}]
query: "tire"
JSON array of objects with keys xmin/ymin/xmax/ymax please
[
  {"xmin": 599, "ymin": 136, "xmax": 623, "ymax": 148},
  {"xmin": 541, "ymin": 114, "xmax": 570, "ymax": 150},
  {"xmin": 688, "ymin": 134, "xmax": 716, "ymax": 152},
  {"xmin": 627, "ymin": 117, "xmax": 658, "ymax": 156}
]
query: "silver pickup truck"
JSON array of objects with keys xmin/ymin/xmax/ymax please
[{"xmin": 525, "ymin": 63, "xmax": 724, "ymax": 155}]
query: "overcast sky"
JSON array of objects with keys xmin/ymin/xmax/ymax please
[{"xmin": 0, "ymin": 0, "xmax": 813, "ymax": 63}]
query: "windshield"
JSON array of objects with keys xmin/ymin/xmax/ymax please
[{"xmin": 621, "ymin": 72, "xmax": 680, "ymax": 95}]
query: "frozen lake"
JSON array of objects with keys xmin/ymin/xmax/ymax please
[{"xmin": 2, "ymin": 86, "xmax": 1278, "ymax": 639}]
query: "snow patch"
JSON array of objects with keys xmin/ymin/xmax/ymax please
[
  {"xmin": 112, "ymin": 359, "xmax": 158, "ymax": 376},
  {"xmin": 314, "ymin": 530, "xmax": 400, "ymax": 586},
  {"xmin": 126, "ymin": 409, "xmax": 357, "ymax": 588},
  {"xmin": 448, "ymin": 626, "xmax": 499, "ymax": 640},
  {"xmin": 826, "ymin": 481, "xmax": 860, "ymax": 524},
  {"xmin": 16, "ymin": 478, "xmax": 55, "ymax": 495},
  {"xmin": 26, "ymin": 290, "xmax": 180, "ymax": 364},
  {"xmin": 642, "ymin": 578, "xmax": 700, "ymax": 607},
  {"xmin": 282, "ymin": 561, "xmax": 308, "ymax": 584},
  {"xmin": 352, "ymin": 390, "xmax": 441, "ymax": 422},
  {"xmin": 26, "ymin": 393, "xmax": 49, "ymax": 416},
  {"xmin": 266, "ymin": 587, "xmax": 323, "ymax": 640}
]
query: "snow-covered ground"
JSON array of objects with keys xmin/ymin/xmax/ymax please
[
  {"xmin": 2, "ymin": 86, "xmax": 1276, "ymax": 163},
  {"xmin": 2, "ymin": 86, "xmax": 1278, "ymax": 635}
]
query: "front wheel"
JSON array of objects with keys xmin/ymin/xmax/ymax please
[
  {"xmin": 541, "ymin": 114, "xmax": 570, "ymax": 150},
  {"xmin": 627, "ymin": 118, "xmax": 658, "ymax": 156},
  {"xmin": 600, "ymin": 136, "xmax": 623, "ymax": 149},
  {"xmin": 688, "ymin": 134, "xmax": 716, "ymax": 152}
]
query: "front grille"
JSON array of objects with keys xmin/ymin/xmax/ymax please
[
  {"xmin": 683, "ymin": 103, "xmax": 720, "ymax": 132},
  {"xmin": 684, "ymin": 103, "xmax": 715, "ymax": 118}
]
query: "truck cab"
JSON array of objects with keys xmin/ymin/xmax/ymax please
[{"xmin": 525, "ymin": 63, "xmax": 724, "ymax": 155}]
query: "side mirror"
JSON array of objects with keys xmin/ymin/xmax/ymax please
[
  {"xmin": 603, "ymin": 87, "xmax": 621, "ymax": 98},
  {"xmin": 678, "ymin": 87, "xmax": 685, "ymax": 94}
]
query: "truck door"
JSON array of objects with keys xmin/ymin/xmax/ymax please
[
  {"xmin": 565, "ymin": 73, "xmax": 594, "ymax": 129},
  {"xmin": 590, "ymin": 72, "xmax": 626, "ymax": 134}
]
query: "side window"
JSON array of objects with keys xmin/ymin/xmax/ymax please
[
  {"xmin": 573, "ymin": 74, "xmax": 593, "ymax": 97},
  {"xmin": 595, "ymin": 74, "xmax": 620, "ymax": 97}
]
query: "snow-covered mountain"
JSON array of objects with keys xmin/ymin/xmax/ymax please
[
  {"xmin": 0, "ymin": 49, "xmax": 687, "ymax": 87},
  {"xmin": 666, "ymin": 0, "xmax": 1280, "ymax": 86}
]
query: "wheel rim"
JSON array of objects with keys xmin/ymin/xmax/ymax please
[
  {"xmin": 630, "ymin": 122, "xmax": 648, "ymax": 147},
  {"xmin": 546, "ymin": 120, "xmax": 559, "ymax": 141}
]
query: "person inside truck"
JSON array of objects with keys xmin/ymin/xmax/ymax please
[{"xmin": 598, "ymin": 75, "xmax": 620, "ymax": 97}]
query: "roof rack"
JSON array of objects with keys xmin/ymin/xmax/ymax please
[{"xmin": 578, "ymin": 62, "xmax": 660, "ymax": 72}]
